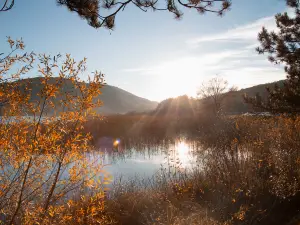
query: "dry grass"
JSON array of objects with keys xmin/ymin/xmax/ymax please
[{"xmin": 85, "ymin": 115, "xmax": 300, "ymax": 225}]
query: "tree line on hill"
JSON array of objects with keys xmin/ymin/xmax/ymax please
[{"xmin": 141, "ymin": 79, "xmax": 285, "ymax": 118}]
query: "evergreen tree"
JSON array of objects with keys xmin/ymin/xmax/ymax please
[{"xmin": 245, "ymin": 0, "xmax": 300, "ymax": 113}]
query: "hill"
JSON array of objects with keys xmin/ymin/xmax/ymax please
[
  {"xmin": 1, "ymin": 77, "xmax": 158, "ymax": 115},
  {"xmin": 148, "ymin": 80, "xmax": 285, "ymax": 117},
  {"xmin": 1, "ymin": 78, "xmax": 284, "ymax": 116},
  {"xmin": 222, "ymin": 80, "xmax": 285, "ymax": 114},
  {"xmin": 99, "ymin": 85, "xmax": 157, "ymax": 114}
]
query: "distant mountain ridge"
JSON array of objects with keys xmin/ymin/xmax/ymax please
[
  {"xmin": 148, "ymin": 80, "xmax": 285, "ymax": 116},
  {"xmin": 1, "ymin": 77, "xmax": 285, "ymax": 116},
  {"xmin": 1, "ymin": 77, "xmax": 158, "ymax": 115},
  {"xmin": 99, "ymin": 85, "xmax": 158, "ymax": 114},
  {"xmin": 222, "ymin": 80, "xmax": 285, "ymax": 113}
]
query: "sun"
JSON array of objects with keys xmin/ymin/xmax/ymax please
[{"xmin": 154, "ymin": 57, "xmax": 202, "ymax": 99}]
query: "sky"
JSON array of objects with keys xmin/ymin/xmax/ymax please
[{"xmin": 0, "ymin": 0, "xmax": 288, "ymax": 101}]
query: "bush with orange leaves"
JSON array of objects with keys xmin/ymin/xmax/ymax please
[{"xmin": 0, "ymin": 38, "xmax": 111, "ymax": 224}]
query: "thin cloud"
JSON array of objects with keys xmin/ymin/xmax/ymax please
[
  {"xmin": 121, "ymin": 68, "xmax": 152, "ymax": 73},
  {"xmin": 121, "ymin": 49, "xmax": 248, "ymax": 76},
  {"xmin": 187, "ymin": 7, "xmax": 295, "ymax": 47},
  {"xmin": 187, "ymin": 16, "xmax": 276, "ymax": 46}
]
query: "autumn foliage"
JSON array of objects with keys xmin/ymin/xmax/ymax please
[{"xmin": 0, "ymin": 38, "xmax": 112, "ymax": 224}]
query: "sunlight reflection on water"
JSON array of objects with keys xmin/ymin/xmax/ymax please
[
  {"xmin": 93, "ymin": 139, "xmax": 198, "ymax": 181},
  {"xmin": 175, "ymin": 141, "xmax": 191, "ymax": 169}
]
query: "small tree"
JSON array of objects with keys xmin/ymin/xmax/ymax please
[
  {"xmin": 245, "ymin": 1, "xmax": 300, "ymax": 113},
  {"xmin": 197, "ymin": 77, "xmax": 236, "ymax": 116},
  {"xmin": 0, "ymin": 38, "xmax": 111, "ymax": 224}
]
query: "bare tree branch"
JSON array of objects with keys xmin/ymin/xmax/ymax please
[{"xmin": 197, "ymin": 77, "xmax": 234, "ymax": 116}]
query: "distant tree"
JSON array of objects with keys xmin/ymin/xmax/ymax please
[
  {"xmin": 245, "ymin": 1, "xmax": 300, "ymax": 113},
  {"xmin": 154, "ymin": 95, "xmax": 198, "ymax": 117},
  {"xmin": 197, "ymin": 77, "xmax": 236, "ymax": 116},
  {"xmin": 251, "ymin": 92, "xmax": 263, "ymax": 112},
  {"xmin": 1, "ymin": 0, "xmax": 230, "ymax": 29}
]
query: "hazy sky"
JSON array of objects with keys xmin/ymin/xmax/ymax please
[{"xmin": 1, "ymin": 0, "xmax": 287, "ymax": 101}]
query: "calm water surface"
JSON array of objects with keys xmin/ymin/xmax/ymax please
[{"xmin": 92, "ymin": 139, "xmax": 202, "ymax": 181}]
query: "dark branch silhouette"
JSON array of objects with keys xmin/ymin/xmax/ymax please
[
  {"xmin": 0, "ymin": 0, "xmax": 231, "ymax": 29},
  {"xmin": 0, "ymin": 0, "xmax": 14, "ymax": 11},
  {"xmin": 57, "ymin": 0, "xmax": 231, "ymax": 29}
]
